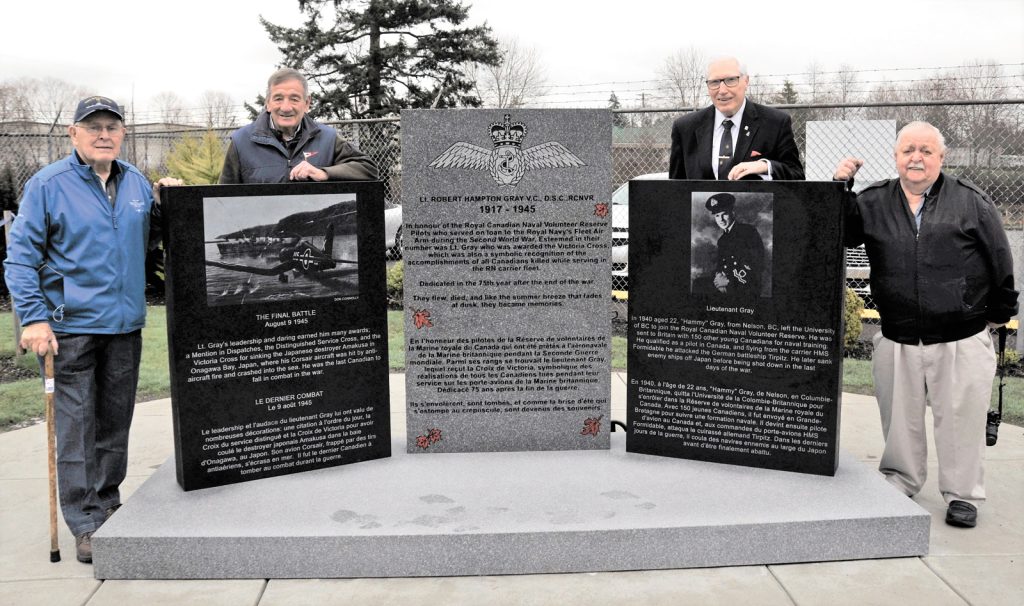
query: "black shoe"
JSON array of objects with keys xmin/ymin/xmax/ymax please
[
  {"xmin": 945, "ymin": 500, "xmax": 977, "ymax": 528},
  {"xmin": 75, "ymin": 531, "xmax": 93, "ymax": 564}
]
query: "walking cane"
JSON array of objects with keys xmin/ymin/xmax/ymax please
[{"xmin": 44, "ymin": 351, "xmax": 60, "ymax": 562}]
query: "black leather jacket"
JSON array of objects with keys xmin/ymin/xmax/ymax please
[{"xmin": 845, "ymin": 172, "xmax": 1018, "ymax": 344}]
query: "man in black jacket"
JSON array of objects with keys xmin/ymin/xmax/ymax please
[
  {"xmin": 835, "ymin": 121, "xmax": 1018, "ymax": 528},
  {"xmin": 669, "ymin": 57, "xmax": 803, "ymax": 181}
]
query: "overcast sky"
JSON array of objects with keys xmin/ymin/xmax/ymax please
[{"xmin": 3, "ymin": 0, "xmax": 1022, "ymax": 121}]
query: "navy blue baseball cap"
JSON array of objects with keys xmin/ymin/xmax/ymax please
[{"xmin": 73, "ymin": 96, "xmax": 124, "ymax": 122}]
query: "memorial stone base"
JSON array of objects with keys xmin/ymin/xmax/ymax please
[{"xmin": 93, "ymin": 434, "xmax": 929, "ymax": 579}]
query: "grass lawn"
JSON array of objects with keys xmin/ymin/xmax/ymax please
[
  {"xmin": 2, "ymin": 308, "xmax": 1021, "ymax": 429},
  {"xmin": 842, "ymin": 357, "xmax": 1023, "ymax": 425}
]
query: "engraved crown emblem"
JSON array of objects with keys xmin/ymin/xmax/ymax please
[
  {"xmin": 429, "ymin": 113, "xmax": 585, "ymax": 188},
  {"xmin": 489, "ymin": 114, "xmax": 527, "ymax": 148}
]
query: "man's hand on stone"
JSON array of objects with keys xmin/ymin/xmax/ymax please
[
  {"xmin": 833, "ymin": 158, "xmax": 864, "ymax": 181},
  {"xmin": 21, "ymin": 322, "xmax": 58, "ymax": 356},
  {"xmin": 727, "ymin": 160, "xmax": 769, "ymax": 180},
  {"xmin": 289, "ymin": 161, "xmax": 328, "ymax": 182},
  {"xmin": 152, "ymin": 177, "xmax": 184, "ymax": 201}
]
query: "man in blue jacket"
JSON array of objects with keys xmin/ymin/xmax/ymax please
[
  {"xmin": 5, "ymin": 96, "xmax": 181, "ymax": 563},
  {"xmin": 219, "ymin": 68, "xmax": 379, "ymax": 184},
  {"xmin": 834, "ymin": 121, "xmax": 1018, "ymax": 529}
]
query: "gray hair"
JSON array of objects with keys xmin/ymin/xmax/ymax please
[
  {"xmin": 265, "ymin": 68, "xmax": 309, "ymax": 99},
  {"xmin": 706, "ymin": 56, "xmax": 748, "ymax": 77},
  {"xmin": 896, "ymin": 121, "xmax": 947, "ymax": 153}
]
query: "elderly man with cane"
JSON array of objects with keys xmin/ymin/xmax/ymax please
[{"xmin": 5, "ymin": 95, "xmax": 181, "ymax": 563}]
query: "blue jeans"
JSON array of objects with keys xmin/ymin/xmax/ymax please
[{"xmin": 44, "ymin": 331, "xmax": 142, "ymax": 536}]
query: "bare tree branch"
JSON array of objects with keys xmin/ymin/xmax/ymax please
[
  {"xmin": 151, "ymin": 91, "xmax": 187, "ymax": 124},
  {"xmin": 658, "ymin": 47, "xmax": 706, "ymax": 109},
  {"xmin": 469, "ymin": 36, "xmax": 548, "ymax": 108},
  {"xmin": 198, "ymin": 90, "xmax": 239, "ymax": 128}
]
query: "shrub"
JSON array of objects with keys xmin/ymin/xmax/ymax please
[
  {"xmin": 386, "ymin": 261, "xmax": 404, "ymax": 309},
  {"xmin": 165, "ymin": 131, "xmax": 226, "ymax": 185},
  {"xmin": 844, "ymin": 287, "xmax": 865, "ymax": 348}
]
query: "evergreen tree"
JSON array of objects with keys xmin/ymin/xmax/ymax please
[
  {"xmin": 147, "ymin": 131, "xmax": 226, "ymax": 295},
  {"xmin": 0, "ymin": 165, "xmax": 18, "ymax": 212},
  {"xmin": 608, "ymin": 92, "xmax": 629, "ymax": 128},
  {"xmin": 165, "ymin": 131, "xmax": 226, "ymax": 185},
  {"xmin": 772, "ymin": 79, "xmax": 799, "ymax": 105},
  {"xmin": 261, "ymin": 0, "xmax": 500, "ymax": 119},
  {"xmin": 0, "ymin": 163, "xmax": 29, "ymax": 295}
]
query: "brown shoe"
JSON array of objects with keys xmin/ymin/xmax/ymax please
[
  {"xmin": 104, "ymin": 504, "xmax": 121, "ymax": 522},
  {"xmin": 75, "ymin": 531, "xmax": 94, "ymax": 564}
]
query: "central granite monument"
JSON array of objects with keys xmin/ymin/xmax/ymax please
[{"xmin": 401, "ymin": 109, "xmax": 612, "ymax": 453}]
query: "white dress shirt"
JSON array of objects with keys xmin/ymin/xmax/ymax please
[{"xmin": 711, "ymin": 100, "xmax": 771, "ymax": 180}]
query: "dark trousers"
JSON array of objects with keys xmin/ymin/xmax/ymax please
[{"xmin": 45, "ymin": 331, "xmax": 142, "ymax": 536}]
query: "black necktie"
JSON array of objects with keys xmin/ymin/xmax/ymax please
[{"xmin": 718, "ymin": 119, "xmax": 733, "ymax": 179}]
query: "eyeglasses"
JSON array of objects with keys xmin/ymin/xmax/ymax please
[
  {"xmin": 75, "ymin": 123, "xmax": 124, "ymax": 136},
  {"xmin": 706, "ymin": 76, "xmax": 743, "ymax": 90}
]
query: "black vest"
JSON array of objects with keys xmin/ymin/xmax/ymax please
[{"xmin": 229, "ymin": 114, "xmax": 336, "ymax": 183}]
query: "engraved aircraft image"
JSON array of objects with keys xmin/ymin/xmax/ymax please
[
  {"xmin": 205, "ymin": 223, "xmax": 356, "ymax": 284},
  {"xmin": 428, "ymin": 114, "xmax": 586, "ymax": 187},
  {"xmin": 202, "ymin": 196, "xmax": 361, "ymax": 306}
]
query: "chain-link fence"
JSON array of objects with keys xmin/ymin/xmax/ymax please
[
  {"xmin": 3, "ymin": 101, "xmax": 1023, "ymax": 326},
  {"xmin": 608, "ymin": 100, "xmax": 1024, "ymax": 325}
]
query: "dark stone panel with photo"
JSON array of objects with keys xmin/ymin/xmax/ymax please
[
  {"xmin": 627, "ymin": 180, "xmax": 846, "ymax": 476},
  {"xmin": 162, "ymin": 182, "xmax": 390, "ymax": 491}
]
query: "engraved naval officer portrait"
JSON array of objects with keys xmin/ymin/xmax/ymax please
[
  {"xmin": 428, "ymin": 114, "xmax": 586, "ymax": 187},
  {"xmin": 690, "ymin": 191, "xmax": 774, "ymax": 300}
]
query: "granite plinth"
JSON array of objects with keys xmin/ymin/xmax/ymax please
[{"xmin": 92, "ymin": 434, "xmax": 929, "ymax": 579}]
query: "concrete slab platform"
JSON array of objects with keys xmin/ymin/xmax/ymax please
[
  {"xmin": 913, "ymin": 459, "xmax": 1024, "ymax": 556},
  {"xmin": 924, "ymin": 555, "xmax": 1024, "ymax": 606},
  {"xmin": 769, "ymin": 558, "xmax": 966, "ymax": 605},
  {"xmin": 87, "ymin": 580, "xmax": 266, "ymax": 606},
  {"xmin": 0, "ymin": 578, "xmax": 100, "ymax": 606},
  {"xmin": 259, "ymin": 567, "xmax": 793, "ymax": 606},
  {"xmin": 0, "ymin": 478, "xmax": 96, "ymax": 581},
  {"xmin": 93, "ymin": 433, "xmax": 929, "ymax": 579}
]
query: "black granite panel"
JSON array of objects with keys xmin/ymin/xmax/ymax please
[
  {"xmin": 162, "ymin": 182, "xmax": 390, "ymax": 490},
  {"xmin": 626, "ymin": 180, "xmax": 846, "ymax": 476}
]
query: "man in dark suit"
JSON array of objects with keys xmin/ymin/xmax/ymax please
[{"xmin": 669, "ymin": 57, "xmax": 804, "ymax": 181}]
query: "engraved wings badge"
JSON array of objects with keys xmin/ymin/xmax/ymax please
[{"xmin": 428, "ymin": 114, "xmax": 586, "ymax": 188}]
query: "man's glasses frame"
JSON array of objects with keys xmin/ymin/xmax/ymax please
[
  {"xmin": 706, "ymin": 76, "xmax": 743, "ymax": 90},
  {"xmin": 74, "ymin": 122, "xmax": 125, "ymax": 136}
]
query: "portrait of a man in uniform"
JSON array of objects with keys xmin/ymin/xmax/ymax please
[{"xmin": 691, "ymin": 192, "xmax": 773, "ymax": 299}]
